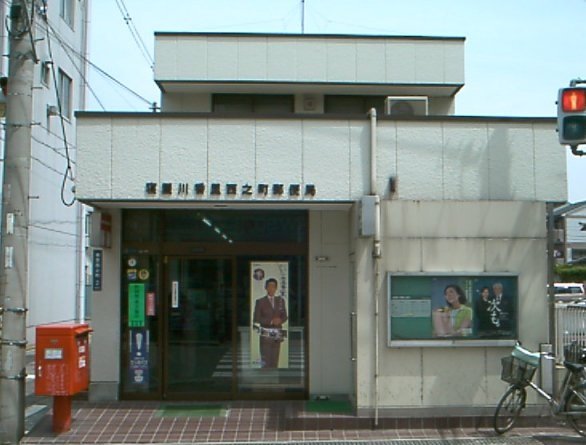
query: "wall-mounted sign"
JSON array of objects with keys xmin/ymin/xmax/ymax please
[
  {"xmin": 128, "ymin": 328, "xmax": 149, "ymax": 387},
  {"xmin": 388, "ymin": 273, "xmax": 518, "ymax": 347},
  {"xmin": 92, "ymin": 249, "xmax": 103, "ymax": 291},
  {"xmin": 144, "ymin": 181, "xmax": 316, "ymax": 199},
  {"xmin": 128, "ymin": 283, "xmax": 146, "ymax": 328}
]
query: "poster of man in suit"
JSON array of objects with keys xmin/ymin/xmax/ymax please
[{"xmin": 250, "ymin": 261, "xmax": 289, "ymax": 369}]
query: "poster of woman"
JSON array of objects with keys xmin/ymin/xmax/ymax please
[{"xmin": 250, "ymin": 261, "xmax": 289, "ymax": 369}]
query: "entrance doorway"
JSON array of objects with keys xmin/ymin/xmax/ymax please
[
  {"xmin": 120, "ymin": 209, "xmax": 308, "ymax": 400},
  {"xmin": 164, "ymin": 257, "xmax": 233, "ymax": 398}
]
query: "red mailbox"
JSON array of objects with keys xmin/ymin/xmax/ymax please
[{"xmin": 35, "ymin": 323, "xmax": 92, "ymax": 432}]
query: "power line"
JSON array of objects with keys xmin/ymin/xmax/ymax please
[
  {"xmin": 44, "ymin": 20, "xmax": 75, "ymax": 207},
  {"xmin": 43, "ymin": 19, "xmax": 152, "ymax": 108},
  {"xmin": 113, "ymin": 0, "xmax": 154, "ymax": 71},
  {"xmin": 43, "ymin": 22, "xmax": 106, "ymax": 111}
]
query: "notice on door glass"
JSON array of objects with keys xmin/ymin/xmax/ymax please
[
  {"xmin": 171, "ymin": 281, "xmax": 179, "ymax": 308},
  {"xmin": 128, "ymin": 283, "xmax": 146, "ymax": 327}
]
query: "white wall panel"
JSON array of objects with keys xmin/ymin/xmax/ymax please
[
  {"xmin": 238, "ymin": 37, "xmax": 268, "ymax": 80},
  {"xmin": 487, "ymin": 124, "xmax": 536, "ymax": 200},
  {"xmin": 534, "ymin": 126, "xmax": 567, "ymax": 201},
  {"xmin": 415, "ymin": 42, "xmax": 444, "ymax": 83},
  {"xmin": 443, "ymin": 41, "xmax": 465, "ymax": 84},
  {"xmin": 376, "ymin": 125, "xmax": 398, "ymax": 198},
  {"xmin": 77, "ymin": 118, "xmax": 112, "ymax": 199},
  {"xmin": 267, "ymin": 40, "xmax": 297, "ymax": 80},
  {"xmin": 356, "ymin": 41, "xmax": 386, "ymax": 82},
  {"xmin": 160, "ymin": 119, "xmax": 208, "ymax": 184},
  {"xmin": 207, "ymin": 38, "xmax": 238, "ymax": 79},
  {"xmin": 154, "ymin": 37, "xmax": 177, "ymax": 78},
  {"xmin": 255, "ymin": 120, "xmax": 302, "ymax": 185},
  {"xmin": 396, "ymin": 122, "xmax": 443, "ymax": 200},
  {"xmin": 349, "ymin": 122, "xmax": 370, "ymax": 197},
  {"xmin": 421, "ymin": 239, "xmax": 485, "ymax": 272},
  {"xmin": 442, "ymin": 124, "xmax": 489, "ymax": 200},
  {"xmin": 384, "ymin": 201, "xmax": 546, "ymax": 239},
  {"xmin": 176, "ymin": 36, "xmax": 207, "ymax": 80},
  {"xmin": 296, "ymin": 38, "xmax": 327, "ymax": 81},
  {"xmin": 208, "ymin": 120, "xmax": 255, "ymax": 185},
  {"xmin": 327, "ymin": 40, "xmax": 356, "ymax": 82},
  {"xmin": 155, "ymin": 35, "xmax": 464, "ymax": 86},
  {"xmin": 111, "ymin": 120, "xmax": 161, "ymax": 199},
  {"xmin": 385, "ymin": 42, "xmax": 416, "ymax": 83},
  {"xmin": 302, "ymin": 121, "xmax": 351, "ymax": 199},
  {"xmin": 77, "ymin": 118, "xmax": 565, "ymax": 203}
]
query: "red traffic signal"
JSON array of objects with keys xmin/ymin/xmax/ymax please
[
  {"xmin": 558, "ymin": 87, "xmax": 586, "ymax": 147},
  {"xmin": 561, "ymin": 88, "xmax": 586, "ymax": 112}
]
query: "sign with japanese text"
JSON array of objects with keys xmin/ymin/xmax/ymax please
[
  {"xmin": 128, "ymin": 283, "xmax": 146, "ymax": 328},
  {"xmin": 388, "ymin": 273, "xmax": 518, "ymax": 346}
]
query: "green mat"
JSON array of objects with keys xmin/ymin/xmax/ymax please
[
  {"xmin": 305, "ymin": 399, "xmax": 353, "ymax": 414},
  {"xmin": 157, "ymin": 404, "xmax": 228, "ymax": 418}
]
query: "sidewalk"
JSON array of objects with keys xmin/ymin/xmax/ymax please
[
  {"xmin": 22, "ymin": 352, "xmax": 583, "ymax": 444},
  {"xmin": 21, "ymin": 398, "xmax": 583, "ymax": 444}
]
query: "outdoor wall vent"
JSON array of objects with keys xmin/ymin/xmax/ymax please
[{"xmin": 384, "ymin": 96, "xmax": 428, "ymax": 116}]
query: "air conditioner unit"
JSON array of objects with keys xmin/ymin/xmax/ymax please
[{"xmin": 384, "ymin": 96, "xmax": 428, "ymax": 116}]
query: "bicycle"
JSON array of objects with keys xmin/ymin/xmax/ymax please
[{"xmin": 493, "ymin": 342, "xmax": 586, "ymax": 436}]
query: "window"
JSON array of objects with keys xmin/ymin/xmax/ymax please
[
  {"xmin": 213, "ymin": 94, "xmax": 293, "ymax": 114},
  {"xmin": 60, "ymin": 0, "xmax": 74, "ymax": 27},
  {"xmin": 57, "ymin": 69, "xmax": 72, "ymax": 119},
  {"xmin": 324, "ymin": 95, "xmax": 385, "ymax": 115}
]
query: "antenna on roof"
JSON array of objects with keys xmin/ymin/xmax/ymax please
[{"xmin": 301, "ymin": 0, "xmax": 305, "ymax": 34}]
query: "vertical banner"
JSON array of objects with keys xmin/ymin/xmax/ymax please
[
  {"xmin": 92, "ymin": 249, "xmax": 103, "ymax": 291},
  {"xmin": 250, "ymin": 261, "xmax": 289, "ymax": 369},
  {"xmin": 128, "ymin": 283, "xmax": 145, "ymax": 328},
  {"xmin": 128, "ymin": 328, "xmax": 149, "ymax": 387}
]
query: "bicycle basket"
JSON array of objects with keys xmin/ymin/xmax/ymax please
[
  {"xmin": 500, "ymin": 356, "xmax": 537, "ymax": 384},
  {"xmin": 563, "ymin": 343, "xmax": 586, "ymax": 364}
]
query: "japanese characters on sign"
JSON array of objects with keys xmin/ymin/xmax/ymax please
[{"xmin": 144, "ymin": 181, "xmax": 316, "ymax": 199}]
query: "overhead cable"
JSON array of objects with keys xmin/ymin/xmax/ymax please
[{"xmin": 113, "ymin": 0, "xmax": 154, "ymax": 70}]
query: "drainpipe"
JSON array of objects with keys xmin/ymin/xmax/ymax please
[{"xmin": 368, "ymin": 108, "xmax": 382, "ymax": 426}]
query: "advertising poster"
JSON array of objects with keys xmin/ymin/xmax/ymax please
[
  {"xmin": 250, "ymin": 261, "xmax": 289, "ymax": 369},
  {"xmin": 388, "ymin": 274, "xmax": 517, "ymax": 344},
  {"xmin": 128, "ymin": 328, "xmax": 149, "ymax": 387}
]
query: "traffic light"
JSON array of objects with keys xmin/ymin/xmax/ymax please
[{"xmin": 557, "ymin": 87, "xmax": 586, "ymax": 146}]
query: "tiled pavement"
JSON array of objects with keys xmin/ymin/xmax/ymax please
[{"xmin": 20, "ymin": 400, "xmax": 583, "ymax": 444}]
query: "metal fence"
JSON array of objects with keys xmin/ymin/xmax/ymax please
[{"xmin": 556, "ymin": 303, "xmax": 586, "ymax": 362}]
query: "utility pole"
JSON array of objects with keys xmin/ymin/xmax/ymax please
[{"xmin": 0, "ymin": 0, "xmax": 35, "ymax": 443}]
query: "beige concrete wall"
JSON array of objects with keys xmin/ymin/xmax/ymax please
[
  {"xmin": 309, "ymin": 210, "xmax": 352, "ymax": 395},
  {"xmin": 88, "ymin": 209, "xmax": 122, "ymax": 401},
  {"xmin": 355, "ymin": 200, "xmax": 548, "ymax": 413}
]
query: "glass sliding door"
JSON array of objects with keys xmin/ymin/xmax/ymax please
[
  {"xmin": 164, "ymin": 257, "xmax": 233, "ymax": 398},
  {"xmin": 121, "ymin": 209, "xmax": 308, "ymax": 400}
]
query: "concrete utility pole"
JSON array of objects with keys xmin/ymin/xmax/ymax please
[{"xmin": 0, "ymin": 0, "xmax": 35, "ymax": 443}]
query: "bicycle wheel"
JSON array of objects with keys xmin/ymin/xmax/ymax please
[
  {"xmin": 565, "ymin": 384, "xmax": 586, "ymax": 437},
  {"xmin": 493, "ymin": 385, "xmax": 526, "ymax": 434}
]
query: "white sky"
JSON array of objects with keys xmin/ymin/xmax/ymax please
[{"xmin": 87, "ymin": 0, "xmax": 586, "ymax": 203}]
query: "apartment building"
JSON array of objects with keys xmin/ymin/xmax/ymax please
[{"xmin": 0, "ymin": 0, "xmax": 90, "ymax": 342}]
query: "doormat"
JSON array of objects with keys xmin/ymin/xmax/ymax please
[
  {"xmin": 304, "ymin": 399, "xmax": 353, "ymax": 414},
  {"xmin": 157, "ymin": 404, "xmax": 228, "ymax": 418}
]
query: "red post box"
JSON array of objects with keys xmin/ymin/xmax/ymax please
[{"xmin": 35, "ymin": 323, "xmax": 92, "ymax": 433}]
